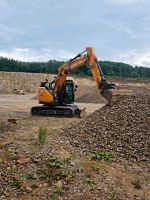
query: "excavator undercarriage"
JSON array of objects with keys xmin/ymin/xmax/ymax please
[{"xmin": 31, "ymin": 104, "xmax": 84, "ymax": 117}]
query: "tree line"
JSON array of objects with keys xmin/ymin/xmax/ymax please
[{"xmin": 0, "ymin": 57, "xmax": 150, "ymax": 79}]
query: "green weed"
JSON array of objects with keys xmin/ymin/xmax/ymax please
[
  {"xmin": 23, "ymin": 172, "xmax": 37, "ymax": 180},
  {"xmin": 48, "ymin": 156, "xmax": 64, "ymax": 169},
  {"xmin": 54, "ymin": 186, "xmax": 64, "ymax": 195},
  {"xmin": 65, "ymin": 155, "xmax": 75, "ymax": 161},
  {"xmin": 39, "ymin": 173, "xmax": 49, "ymax": 180},
  {"xmin": 92, "ymin": 151, "xmax": 112, "ymax": 161},
  {"xmin": 57, "ymin": 170, "xmax": 74, "ymax": 180}
]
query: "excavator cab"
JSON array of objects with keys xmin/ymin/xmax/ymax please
[{"xmin": 59, "ymin": 80, "xmax": 75, "ymax": 104}]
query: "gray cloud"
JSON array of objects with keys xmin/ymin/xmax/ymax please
[
  {"xmin": 0, "ymin": 48, "xmax": 75, "ymax": 61},
  {"xmin": 0, "ymin": 0, "xmax": 150, "ymax": 67}
]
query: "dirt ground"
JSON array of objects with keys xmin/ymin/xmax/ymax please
[
  {"xmin": 0, "ymin": 76, "xmax": 150, "ymax": 200},
  {"xmin": 0, "ymin": 94, "xmax": 104, "ymax": 114},
  {"xmin": 0, "ymin": 94, "xmax": 105, "ymax": 200}
]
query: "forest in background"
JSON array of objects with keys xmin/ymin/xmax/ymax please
[{"xmin": 0, "ymin": 57, "xmax": 150, "ymax": 79}]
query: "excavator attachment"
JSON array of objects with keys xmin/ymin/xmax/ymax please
[
  {"xmin": 100, "ymin": 80, "xmax": 133, "ymax": 105},
  {"xmin": 100, "ymin": 80, "xmax": 115, "ymax": 105},
  {"xmin": 101, "ymin": 89, "xmax": 112, "ymax": 104}
]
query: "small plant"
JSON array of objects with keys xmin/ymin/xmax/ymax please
[
  {"xmin": 65, "ymin": 155, "xmax": 75, "ymax": 161},
  {"xmin": 38, "ymin": 125, "xmax": 47, "ymax": 144},
  {"xmin": 57, "ymin": 170, "xmax": 74, "ymax": 180},
  {"xmin": 23, "ymin": 172, "xmax": 36, "ymax": 180},
  {"xmin": 39, "ymin": 173, "xmax": 49, "ymax": 180},
  {"xmin": 48, "ymin": 156, "xmax": 64, "ymax": 169},
  {"xmin": 92, "ymin": 151, "xmax": 112, "ymax": 161},
  {"xmin": 54, "ymin": 186, "xmax": 64, "ymax": 195}
]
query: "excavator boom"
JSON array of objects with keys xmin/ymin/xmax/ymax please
[{"xmin": 54, "ymin": 47, "xmax": 114, "ymax": 104}]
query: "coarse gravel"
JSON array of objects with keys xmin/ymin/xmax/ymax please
[{"xmin": 61, "ymin": 94, "xmax": 150, "ymax": 162}]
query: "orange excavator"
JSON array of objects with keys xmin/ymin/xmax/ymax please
[{"xmin": 31, "ymin": 47, "xmax": 115, "ymax": 117}]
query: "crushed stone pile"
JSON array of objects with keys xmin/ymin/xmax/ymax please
[
  {"xmin": 62, "ymin": 94, "xmax": 150, "ymax": 162},
  {"xmin": 76, "ymin": 92, "xmax": 106, "ymax": 103},
  {"xmin": 75, "ymin": 86, "xmax": 107, "ymax": 103}
]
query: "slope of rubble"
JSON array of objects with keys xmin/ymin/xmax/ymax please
[
  {"xmin": 0, "ymin": 94, "xmax": 150, "ymax": 199},
  {"xmin": 61, "ymin": 94, "xmax": 150, "ymax": 162}
]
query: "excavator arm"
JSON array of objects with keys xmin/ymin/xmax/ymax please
[{"xmin": 54, "ymin": 47, "xmax": 115, "ymax": 104}]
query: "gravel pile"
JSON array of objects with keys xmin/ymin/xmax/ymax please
[
  {"xmin": 62, "ymin": 94, "xmax": 150, "ymax": 162},
  {"xmin": 75, "ymin": 86, "xmax": 107, "ymax": 103}
]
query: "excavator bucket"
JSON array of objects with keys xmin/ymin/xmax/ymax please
[
  {"xmin": 100, "ymin": 80, "xmax": 116, "ymax": 105},
  {"xmin": 101, "ymin": 87, "xmax": 132, "ymax": 106},
  {"xmin": 101, "ymin": 89, "xmax": 113, "ymax": 105}
]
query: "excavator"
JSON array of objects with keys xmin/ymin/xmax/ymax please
[{"xmin": 31, "ymin": 47, "xmax": 115, "ymax": 117}]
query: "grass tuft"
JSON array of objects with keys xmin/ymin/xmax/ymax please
[{"xmin": 38, "ymin": 125, "xmax": 47, "ymax": 144}]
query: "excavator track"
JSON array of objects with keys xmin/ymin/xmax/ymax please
[{"xmin": 31, "ymin": 104, "xmax": 85, "ymax": 117}]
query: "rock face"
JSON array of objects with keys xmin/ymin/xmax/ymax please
[
  {"xmin": 0, "ymin": 72, "xmax": 54, "ymax": 93},
  {"xmin": 62, "ymin": 94, "xmax": 150, "ymax": 162}
]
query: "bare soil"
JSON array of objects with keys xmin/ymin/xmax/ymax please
[{"xmin": 0, "ymin": 74, "xmax": 150, "ymax": 200}]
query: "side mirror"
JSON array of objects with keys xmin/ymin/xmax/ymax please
[{"xmin": 75, "ymin": 85, "xmax": 78, "ymax": 88}]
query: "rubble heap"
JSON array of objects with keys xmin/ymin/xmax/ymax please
[{"xmin": 63, "ymin": 94, "xmax": 150, "ymax": 162}]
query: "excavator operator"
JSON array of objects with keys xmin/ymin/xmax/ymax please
[
  {"xmin": 45, "ymin": 79, "xmax": 50, "ymax": 90},
  {"xmin": 50, "ymin": 77, "xmax": 57, "ymax": 90}
]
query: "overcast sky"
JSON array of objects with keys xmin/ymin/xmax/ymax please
[{"xmin": 0, "ymin": 0, "xmax": 150, "ymax": 67}]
